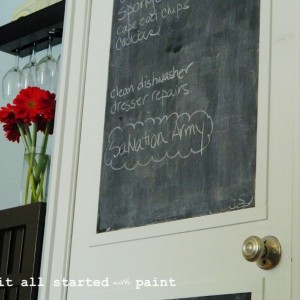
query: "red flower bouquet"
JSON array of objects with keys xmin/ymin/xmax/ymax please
[{"xmin": 0, "ymin": 87, "xmax": 56, "ymax": 204}]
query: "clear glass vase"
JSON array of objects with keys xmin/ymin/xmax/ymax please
[{"xmin": 20, "ymin": 150, "xmax": 51, "ymax": 205}]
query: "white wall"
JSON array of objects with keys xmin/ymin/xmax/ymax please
[{"xmin": 0, "ymin": 0, "xmax": 61, "ymax": 209}]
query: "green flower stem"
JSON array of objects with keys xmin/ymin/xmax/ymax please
[
  {"xmin": 24, "ymin": 156, "xmax": 32, "ymax": 204},
  {"xmin": 30, "ymin": 171, "xmax": 38, "ymax": 202},
  {"xmin": 23, "ymin": 147, "xmax": 50, "ymax": 204},
  {"xmin": 24, "ymin": 152, "xmax": 37, "ymax": 204},
  {"xmin": 40, "ymin": 122, "xmax": 50, "ymax": 155},
  {"xmin": 17, "ymin": 123, "xmax": 31, "ymax": 153},
  {"xmin": 31, "ymin": 122, "xmax": 38, "ymax": 153},
  {"xmin": 25, "ymin": 126, "xmax": 33, "ymax": 148},
  {"xmin": 35, "ymin": 122, "xmax": 50, "ymax": 179},
  {"xmin": 19, "ymin": 122, "xmax": 51, "ymax": 204},
  {"xmin": 35, "ymin": 171, "xmax": 46, "ymax": 202}
]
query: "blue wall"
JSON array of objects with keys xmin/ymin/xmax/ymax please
[{"xmin": 0, "ymin": 0, "xmax": 61, "ymax": 209}]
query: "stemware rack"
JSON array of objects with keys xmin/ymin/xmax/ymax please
[{"xmin": 0, "ymin": 0, "xmax": 65, "ymax": 58}]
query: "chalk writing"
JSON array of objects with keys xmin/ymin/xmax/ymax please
[
  {"xmin": 116, "ymin": 27, "xmax": 161, "ymax": 50},
  {"xmin": 104, "ymin": 110, "xmax": 213, "ymax": 170},
  {"xmin": 109, "ymin": 61, "xmax": 194, "ymax": 115},
  {"xmin": 140, "ymin": 62, "xmax": 194, "ymax": 90},
  {"xmin": 110, "ymin": 94, "xmax": 150, "ymax": 115},
  {"xmin": 229, "ymin": 194, "xmax": 254, "ymax": 210},
  {"xmin": 115, "ymin": 0, "xmax": 191, "ymax": 50}
]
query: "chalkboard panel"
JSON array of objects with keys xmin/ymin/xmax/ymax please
[
  {"xmin": 98, "ymin": 0, "xmax": 260, "ymax": 232},
  {"xmin": 168, "ymin": 293, "xmax": 251, "ymax": 300}
]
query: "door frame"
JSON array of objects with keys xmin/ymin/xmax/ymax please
[
  {"xmin": 38, "ymin": 0, "xmax": 300, "ymax": 299},
  {"xmin": 292, "ymin": 0, "xmax": 300, "ymax": 297},
  {"xmin": 38, "ymin": 0, "xmax": 93, "ymax": 299}
]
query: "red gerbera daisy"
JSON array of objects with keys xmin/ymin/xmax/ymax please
[
  {"xmin": 36, "ymin": 115, "xmax": 55, "ymax": 135},
  {"xmin": 36, "ymin": 91, "xmax": 56, "ymax": 121},
  {"xmin": 13, "ymin": 87, "xmax": 56, "ymax": 122},
  {"xmin": 3, "ymin": 122, "xmax": 21, "ymax": 143},
  {"xmin": 0, "ymin": 104, "xmax": 17, "ymax": 124}
]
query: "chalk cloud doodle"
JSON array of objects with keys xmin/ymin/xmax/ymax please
[{"xmin": 104, "ymin": 110, "xmax": 214, "ymax": 170}]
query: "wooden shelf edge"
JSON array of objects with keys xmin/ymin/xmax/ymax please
[{"xmin": 0, "ymin": 0, "xmax": 65, "ymax": 57}]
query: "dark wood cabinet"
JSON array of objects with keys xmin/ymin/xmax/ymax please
[{"xmin": 0, "ymin": 203, "xmax": 46, "ymax": 300}]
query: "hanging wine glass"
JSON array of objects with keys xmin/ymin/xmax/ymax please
[
  {"xmin": 21, "ymin": 44, "xmax": 37, "ymax": 89},
  {"xmin": 56, "ymin": 54, "xmax": 61, "ymax": 75},
  {"xmin": 36, "ymin": 32, "xmax": 57, "ymax": 93},
  {"xmin": 2, "ymin": 50, "xmax": 23, "ymax": 104},
  {"xmin": 54, "ymin": 54, "xmax": 61, "ymax": 94}
]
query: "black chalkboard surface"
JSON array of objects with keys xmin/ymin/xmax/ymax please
[
  {"xmin": 169, "ymin": 293, "xmax": 251, "ymax": 300},
  {"xmin": 97, "ymin": 0, "xmax": 260, "ymax": 232}
]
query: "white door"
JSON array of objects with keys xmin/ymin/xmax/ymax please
[{"xmin": 39, "ymin": 0, "xmax": 300, "ymax": 299}]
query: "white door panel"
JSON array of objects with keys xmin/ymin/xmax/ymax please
[
  {"xmin": 39, "ymin": 0, "xmax": 300, "ymax": 299},
  {"xmin": 80, "ymin": 0, "xmax": 271, "ymax": 246}
]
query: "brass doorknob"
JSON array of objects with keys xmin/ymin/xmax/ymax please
[{"xmin": 242, "ymin": 236, "xmax": 282, "ymax": 270}]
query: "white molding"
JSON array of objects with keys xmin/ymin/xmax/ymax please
[
  {"xmin": 83, "ymin": 0, "xmax": 271, "ymax": 246},
  {"xmin": 292, "ymin": 0, "xmax": 300, "ymax": 298},
  {"xmin": 89, "ymin": 206, "xmax": 267, "ymax": 246},
  {"xmin": 38, "ymin": 0, "xmax": 92, "ymax": 299}
]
